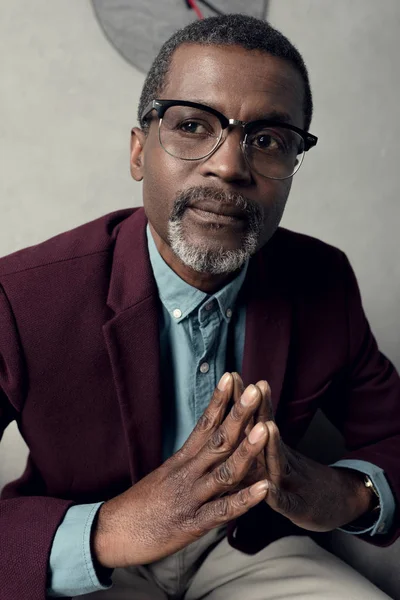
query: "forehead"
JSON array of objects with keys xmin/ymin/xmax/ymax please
[{"xmin": 161, "ymin": 44, "xmax": 305, "ymax": 127}]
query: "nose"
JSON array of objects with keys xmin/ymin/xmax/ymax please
[{"xmin": 199, "ymin": 128, "xmax": 253, "ymax": 186}]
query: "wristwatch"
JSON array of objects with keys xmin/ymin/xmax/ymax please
[
  {"xmin": 364, "ymin": 474, "xmax": 380, "ymax": 510},
  {"xmin": 344, "ymin": 475, "xmax": 381, "ymax": 532}
]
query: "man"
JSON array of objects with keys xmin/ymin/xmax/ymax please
[{"xmin": 0, "ymin": 13, "xmax": 398, "ymax": 600}]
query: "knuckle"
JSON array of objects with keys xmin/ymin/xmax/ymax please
[
  {"xmin": 273, "ymin": 486, "xmax": 298, "ymax": 515},
  {"xmin": 214, "ymin": 462, "xmax": 234, "ymax": 486},
  {"xmin": 165, "ymin": 464, "xmax": 189, "ymax": 487},
  {"xmin": 231, "ymin": 488, "xmax": 249, "ymax": 509},
  {"xmin": 236, "ymin": 440, "xmax": 251, "ymax": 460},
  {"xmin": 229, "ymin": 402, "xmax": 243, "ymax": 422},
  {"xmin": 215, "ymin": 497, "xmax": 230, "ymax": 519},
  {"xmin": 195, "ymin": 413, "xmax": 212, "ymax": 433},
  {"xmin": 181, "ymin": 511, "xmax": 203, "ymax": 534},
  {"xmin": 177, "ymin": 515, "xmax": 204, "ymax": 540},
  {"xmin": 211, "ymin": 388, "xmax": 225, "ymax": 406},
  {"xmin": 283, "ymin": 460, "xmax": 292, "ymax": 477},
  {"xmin": 173, "ymin": 447, "xmax": 188, "ymax": 462},
  {"xmin": 208, "ymin": 428, "xmax": 233, "ymax": 454}
]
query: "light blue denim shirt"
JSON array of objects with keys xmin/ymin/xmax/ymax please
[{"xmin": 47, "ymin": 225, "xmax": 395, "ymax": 596}]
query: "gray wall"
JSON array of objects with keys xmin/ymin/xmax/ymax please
[
  {"xmin": 268, "ymin": 0, "xmax": 400, "ymax": 370},
  {"xmin": 1, "ymin": 0, "xmax": 399, "ymax": 488}
]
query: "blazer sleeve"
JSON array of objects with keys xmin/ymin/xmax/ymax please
[
  {"xmin": 321, "ymin": 254, "xmax": 400, "ymax": 545},
  {"xmin": 0, "ymin": 286, "xmax": 74, "ymax": 600}
]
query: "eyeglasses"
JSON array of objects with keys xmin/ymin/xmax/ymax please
[{"xmin": 141, "ymin": 99, "xmax": 318, "ymax": 181}]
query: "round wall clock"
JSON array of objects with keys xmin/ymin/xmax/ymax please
[{"xmin": 91, "ymin": 0, "xmax": 268, "ymax": 73}]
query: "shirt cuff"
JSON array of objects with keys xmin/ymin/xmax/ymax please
[
  {"xmin": 47, "ymin": 502, "xmax": 113, "ymax": 597},
  {"xmin": 331, "ymin": 459, "xmax": 395, "ymax": 536}
]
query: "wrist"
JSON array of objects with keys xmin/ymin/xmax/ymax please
[
  {"xmin": 92, "ymin": 501, "xmax": 120, "ymax": 569},
  {"xmin": 333, "ymin": 467, "xmax": 378, "ymax": 523}
]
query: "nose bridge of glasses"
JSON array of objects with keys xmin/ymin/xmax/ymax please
[
  {"xmin": 227, "ymin": 118, "xmax": 245, "ymax": 127},
  {"xmin": 217, "ymin": 118, "xmax": 245, "ymax": 149},
  {"xmin": 220, "ymin": 118, "xmax": 247, "ymax": 144},
  {"xmin": 212, "ymin": 121, "xmax": 250, "ymax": 173}
]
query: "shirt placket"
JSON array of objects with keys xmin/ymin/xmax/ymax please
[{"xmin": 193, "ymin": 306, "xmax": 222, "ymax": 423}]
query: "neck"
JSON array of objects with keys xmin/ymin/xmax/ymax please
[{"xmin": 149, "ymin": 223, "xmax": 238, "ymax": 294}]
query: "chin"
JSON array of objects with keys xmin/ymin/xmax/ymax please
[{"xmin": 168, "ymin": 221, "xmax": 258, "ymax": 275}]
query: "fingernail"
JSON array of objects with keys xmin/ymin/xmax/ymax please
[
  {"xmin": 257, "ymin": 380, "xmax": 269, "ymax": 395},
  {"xmin": 218, "ymin": 372, "xmax": 231, "ymax": 391},
  {"xmin": 248, "ymin": 422, "xmax": 266, "ymax": 444},
  {"xmin": 240, "ymin": 384, "xmax": 258, "ymax": 406},
  {"xmin": 250, "ymin": 480, "xmax": 269, "ymax": 495}
]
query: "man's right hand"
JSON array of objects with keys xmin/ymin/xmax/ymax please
[{"xmin": 93, "ymin": 372, "xmax": 269, "ymax": 569}]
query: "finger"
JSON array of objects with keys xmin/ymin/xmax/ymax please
[
  {"xmin": 233, "ymin": 373, "xmax": 253, "ymax": 438},
  {"xmin": 196, "ymin": 479, "xmax": 269, "ymax": 531},
  {"xmin": 265, "ymin": 421, "xmax": 288, "ymax": 482},
  {"xmin": 254, "ymin": 380, "xmax": 274, "ymax": 424},
  {"xmin": 232, "ymin": 372, "xmax": 244, "ymax": 404},
  {"xmin": 200, "ymin": 421, "xmax": 269, "ymax": 499},
  {"xmin": 241, "ymin": 379, "xmax": 273, "ymax": 438},
  {"xmin": 180, "ymin": 372, "xmax": 234, "ymax": 457},
  {"xmin": 197, "ymin": 384, "xmax": 263, "ymax": 471},
  {"xmin": 244, "ymin": 416, "xmax": 254, "ymax": 439}
]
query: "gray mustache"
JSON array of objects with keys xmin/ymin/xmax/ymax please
[{"xmin": 170, "ymin": 186, "xmax": 262, "ymax": 222}]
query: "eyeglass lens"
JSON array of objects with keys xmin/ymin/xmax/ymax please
[{"xmin": 158, "ymin": 105, "xmax": 305, "ymax": 179}]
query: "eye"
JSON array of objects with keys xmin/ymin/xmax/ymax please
[
  {"xmin": 252, "ymin": 133, "xmax": 283, "ymax": 151},
  {"xmin": 178, "ymin": 120, "xmax": 210, "ymax": 135}
]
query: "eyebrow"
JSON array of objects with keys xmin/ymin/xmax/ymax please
[{"xmin": 187, "ymin": 98, "xmax": 294, "ymax": 124}]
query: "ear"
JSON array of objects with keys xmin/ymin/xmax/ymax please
[{"xmin": 130, "ymin": 127, "xmax": 146, "ymax": 181}]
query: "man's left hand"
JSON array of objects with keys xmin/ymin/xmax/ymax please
[{"xmin": 232, "ymin": 373, "xmax": 375, "ymax": 532}]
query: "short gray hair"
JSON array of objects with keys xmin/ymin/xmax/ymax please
[{"xmin": 137, "ymin": 14, "xmax": 313, "ymax": 131}]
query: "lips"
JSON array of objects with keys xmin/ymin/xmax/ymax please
[
  {"xmin": 188, "ymin": 201, "xmax": 247, "ymax": 220},
  {"xmin": 187, "ymin": 207, "xmax": 247, "ymax": 228}
]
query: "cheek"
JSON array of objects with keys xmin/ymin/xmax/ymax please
[
  {"xmin": 257, "ymin": 179, "xmax": 292, "ymax": 245},
  {"xmin": 258, "ymin": 178, "xmax": 291, "ymax": 214},
  {"xmin": 141, "ymin": 146, "xmax": 189, "ymax": 237}
]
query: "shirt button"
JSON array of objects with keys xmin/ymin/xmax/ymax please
[
  {"xmin": 226, "ymin": 308, "xmax": 233, "ymax": 318},
  {"xmin": 200, "ymin": 362, "xmax": 210, "ymax": 374},
  {"xmin": 173, "ymin": 309, "xmax": 182, "ymax": 319},
  {"xmin": 205, "ymin": 302, "xmax": 213, "ymax": 311}
]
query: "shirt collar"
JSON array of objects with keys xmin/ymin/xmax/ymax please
[{"xmin": 146, "ymin": 224, "xmax": 248, "ymax": 323}]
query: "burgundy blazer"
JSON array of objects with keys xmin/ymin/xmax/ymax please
[{"xmin": 0, "ymin": 208, "xmax": 399, "ymax": 600}]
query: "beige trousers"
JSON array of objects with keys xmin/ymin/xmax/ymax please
[{"xmin": 77, "ymin": 527, "xmax": 390, "ymax": 600}]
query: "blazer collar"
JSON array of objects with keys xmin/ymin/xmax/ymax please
[
  {"xmin": 103, "ymin": 208, "xmax": 163, "ymax": 481},
  {"xmin": 106, "ymin": 208, "xmax": 156, "ymax": 314}
]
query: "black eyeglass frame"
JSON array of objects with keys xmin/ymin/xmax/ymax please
[{"xmin": 141, "ymin": 99, "xmax": 318, "ymax": 151}]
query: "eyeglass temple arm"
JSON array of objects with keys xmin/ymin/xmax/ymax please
[{"xmin": 141, "ymin": 100, "xmax": 160, "ymax": 122}]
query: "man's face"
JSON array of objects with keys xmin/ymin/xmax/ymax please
[{"xmin": 133, "ymin": 44, "xmax": 305, "ymax": 274}]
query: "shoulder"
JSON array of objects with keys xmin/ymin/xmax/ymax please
[
  {"xmin": 269, "ymin": 227, "xmax": 347, "ymax": 276},
  {"xmin": 262, "ymin": 227, "xmax": 352, "ymax": 301},
  {"xmin": 0, "ymin": 208, "xmax": 138, "ymax": 278},
  {"xmin": 272, "ymin": 227, "xmax": 344, "ymax": 260}
]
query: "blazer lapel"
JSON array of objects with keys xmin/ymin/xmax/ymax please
[
  {"xmin": 103, "ymin": 209, "xmax": 163, "ymax": 482},
  {"xmin": 242, "ymin": 232, "xmax": 292, "ymax": 415}
]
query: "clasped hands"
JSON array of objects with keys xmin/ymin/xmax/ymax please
[
  {"xmin": 228, "ymin": 372, "xmax": 373, "ymax": 533},
  {"xmin": 94, "ymin": 372, "xmax": 374, "ymax": 569}
]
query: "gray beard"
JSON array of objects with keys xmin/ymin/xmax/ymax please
[{"xmin": 167, "ymin": 186, "xmax": 263, "ymax": 275}]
